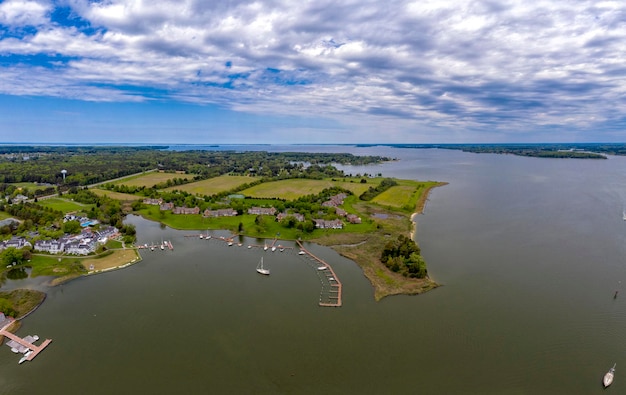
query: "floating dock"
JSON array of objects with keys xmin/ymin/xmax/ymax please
[
  {"xmin": 1, "ymin": 320, "xmax": 52, "ymax": 363},
  {"xmin": 297, "ymin": 240, "xmax": 343, "ymax": 307}
]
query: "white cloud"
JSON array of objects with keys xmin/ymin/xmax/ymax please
[
  {"xmin": 0, "ymin": 0, "xmax": 51, "ymax": 27},
  {"xmin": 2, "ymin": 0, "xmax": 626, "ymax": 141}
]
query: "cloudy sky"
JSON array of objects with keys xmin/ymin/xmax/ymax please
[{"xmin": 1, "ymin": 0, "xmax": 626, "ymax": 144}]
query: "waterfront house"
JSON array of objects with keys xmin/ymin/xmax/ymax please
[
  {"xmin": 335, "ymin": 208, "xmax": 347, "ymax": 217},
  {"xmin": 203, "ymin": 208, "xmax": 238, "ymax": 218},
  {"xmin": 347, "ymin": 214, "xmax": 362, "ymax": 224},
  {"xmin": 248, "ymin": 207, "xmax": 277, "ymax": 216},
  {"xmin": 33, "ymin": 239, "xmax": 65, "ymax": 254},
  {"xmin": 2, "ymin": 237, "xmax": 31, "ymax": 250},
  {"xmin": 314, "ymin": 219, "xmax": 344, "ymax": 229},
  {"xmin": 276, "ymin": 212, "xmax": 305, "ymax": 222},
  {"xmin": 64, "ymin": 239, "xmax": 97, "ymax": 255},
  {"xmin": 160, "ymin": 202, "xmax": 174, "ymax": 211},
  {"xmin": 172, "ymin": 206, "xmax": 200, "ymax": 215}
]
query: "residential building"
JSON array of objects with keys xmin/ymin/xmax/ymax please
[
  {"xmin": 172, "ymin": 206, "xmax": 200, "ymax": 215},
  {"xmin": 276, "ymin": 212, "xmax": 305, "ymax": 222},
  {"xmin": 314, "ymin": 219, "xmax": 343, "ymax": 229},
  {"xmin": 248, "ymin": 207, "xmax": 277, "ymax": 216},
  {"xmin": 203, "ymin": 208, "xmax": 238, "ymax": 218}
]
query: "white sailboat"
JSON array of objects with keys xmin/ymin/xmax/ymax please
[
  {"xmin": 622, "ymin": 209, "xmax": 626, "ymax": 221},
  {"xmin": 604, "ymin": 363, "xmax": 616, "ymax": 388},
  {"xmin": 256, "ymin": 257, "xmax": 270, "ymax": 275}
]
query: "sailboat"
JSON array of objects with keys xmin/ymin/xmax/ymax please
[
  {"xmin": 256, "ymin": 257, "xmax": 270, "ymax": 275},
  {"xmin": 603, "ymin": 363, "xmax": 616, "ymax": 388},
  {"xmin": 623, "ymin": 209, "xmax": 626, "ymax": 221}
]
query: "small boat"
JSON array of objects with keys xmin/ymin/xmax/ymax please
[
  {"xmin": 604, "ymin": 363, "xmax": 616, "ymax": 388},
  {"xmin": 256, "ymin": 257, "xmax": 270, "ymax": 275},
  {"xmin": 271, "ymin": 246, "xmax": 276, "ymax": 252},
  {"xmin": 19, "ymin": 350, "xmax": 32, "ymax": 364},
  {"xmin": 317, "ymin": 266, "xmax": 327, "ymax": 270},
  {"xmin": 298, "ymin": 250, "xmax": 306, "ymax": 255},
  {"xmin": 199, "ymin": 234, "xmax": 203, "ymax": 239}
]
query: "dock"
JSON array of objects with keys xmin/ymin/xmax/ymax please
[
  {"xmin": 1, "ymin": 320, "xmax": 52, "ymax": 363},
  {"xmin": 296, "ymin": 240, "xmax": 343, "ymax": 307}
]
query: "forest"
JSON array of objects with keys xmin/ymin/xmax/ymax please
[{"xmin": 0, "ymin": 146, "xmax": 390, "ymax": 186}]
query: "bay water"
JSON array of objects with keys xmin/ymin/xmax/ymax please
[{"xmin": 2, "ymin": 146, "xmax": 626, "ymax": 394}]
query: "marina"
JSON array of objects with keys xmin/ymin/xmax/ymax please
[
  {"xmin": 182, "ymin": 232, "xmax": 342, "ymax": 306},
  {"xmin": 297, "ymin": 240, "xmax": 342, "ymax": 307}
]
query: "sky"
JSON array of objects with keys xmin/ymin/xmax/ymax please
[{"xmin": 1, "ymin": 0, "xmax": 626, "ymax": 144}]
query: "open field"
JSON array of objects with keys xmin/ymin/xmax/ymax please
[
  {"xmin": 111, "ymin": 171, "xmax": 191, "ymax": 188},
  {"xmin": 10, "ymin": 182, "xmax": 53, "ymax": 191},
  {"xmin": 166, "ymin": 175, "xmax": 251, "ymax": 195},
  {"xmin": 91, "ymin": 189, "xmax": 143, "ymax": 201},
  {"xmin": 37, "ymin": 197, "xmax": 93, "ymax": 212},
  {"xmin": 241, "ymin": 178, "xmax": 377, "ymax": 200},
  {"xmin": 82, "ymin": 249, "xmax": 140, "ymax": 271},
  {"xmin": 372, "ymin": 185, "xmax": 417, "ymax": 208}
]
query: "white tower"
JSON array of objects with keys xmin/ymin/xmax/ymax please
[{"xmin": 61, "ymin": 169, "xmax": 67, "ymax": 181}]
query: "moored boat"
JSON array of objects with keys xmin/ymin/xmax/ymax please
[
  {"xmin": 256, "ymin": 257, "xmax": 270, "ymax": 275},
  {"xmin": 604, "ymin": 363, "xmax": 616, "ymax": 388}
]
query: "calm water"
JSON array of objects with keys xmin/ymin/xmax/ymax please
[{"xmin": 2, "ymin": 147, "xmax": 626, "ymax": 394}]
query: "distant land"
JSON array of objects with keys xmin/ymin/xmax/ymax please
[
  {"xmin": 357, "ymin": 143, "xmax": 626, "ymax": 159},
  {"xmin": 2, "ymin": 142, "xmax": 626, "ymax": 159}
]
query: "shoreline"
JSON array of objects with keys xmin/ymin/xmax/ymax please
[
  {"xmin": 9, "ymin": 181, "xmax": 447, "ymax": 308},
  {"xmin": 315, "ymin": 181, "xmax": 447, "ymax": 300}
]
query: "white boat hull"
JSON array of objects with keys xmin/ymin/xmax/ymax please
[{"xmin": 604, "ymin": 364, "xmax": 616, "ymax": 388}]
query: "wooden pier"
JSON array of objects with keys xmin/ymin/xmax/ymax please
[
  {"xmin": 0, "ymin": 320, "xmax": 52, "ymax": 363},
  {"xmin": 296, "ymin": 240, "xmax": 342, "ymax": 307}
]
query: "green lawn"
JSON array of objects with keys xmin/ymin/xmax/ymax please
[
  {"xmin": 138, "ymin": 204, "xmax": 376, "ymax": 240},
  {"xmin": 166, "ymin": 175, "xmax": 252, "ymax": 195},
  {"xmin": 110, "ymin": 171, "xmax": 192, "ymax": 188},
  {"xmin": 11, "ymin": 182, "xmax": 52, "ymax": 191},
  {"xmin": 27, "ymin": 254, "xmax": 86, "ymax": 277},
  {"xmin": 91, "ymin": 189, "xmax": 143, "ymax": 201},
  {"xmin": 241, "ymin": 177, "xmax": 377, "ymax": 200},
  {"xmin": 372, "ymin": 185, "xmax": 417, "ymax": 208},
  {"xmin": 372, "ymin": 181, "xmax": 440, "ymax": 211},
  {"xmin": 37, "ymin": 197, "xmax": 94, "ymax": 212}
]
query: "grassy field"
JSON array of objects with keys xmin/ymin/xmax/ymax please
[
  {"xmin": 111, "ymin": 171, "xmax": 192, "ymax": 188},
  {"xmin": 91, "ymin": 189, "xmax": 143, "ymax": 201},
  {"xmin": 166, "ymin": 175, "xmax": 252, "ymax": 195},
  {"xmin": 241, "ymin": 177, "xmax": 377, "ymax": 200},
  {"xmin": 37, "ymin": 197, "xmax": 94, "ymax": 212},
  {"xmin": 10, "ymin": 182, "xmax": 53, "ymax": 191},
  {"xmin": 82, "ymin": 249, "xmax": 140, "ymax": 271},
  {"xmin": 372, "ymin": 181, "xmax": 441, "ymax": 211}
]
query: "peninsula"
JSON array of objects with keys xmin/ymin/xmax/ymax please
[{"xmin": 0, "ymin": 147, "xmax": 442, "ymax": 306}]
